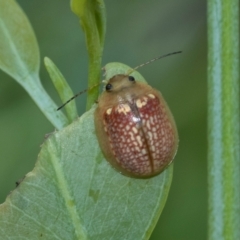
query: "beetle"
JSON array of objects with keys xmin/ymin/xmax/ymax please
[
  {"xmin": 94, "ymin": 72, "xmax": 178, "ymax": 178},
  {"xmin": 58, "ymin": 51, "xmax": 180, "ymax": 178}
]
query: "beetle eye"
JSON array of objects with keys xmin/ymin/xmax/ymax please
[
  {"xmin": 128, "ymin": 76, "xmax": 135, "ymax": 82},
  {"xmin": 106, "ymin": 83, "xmax": 112, "ymax": 91}
]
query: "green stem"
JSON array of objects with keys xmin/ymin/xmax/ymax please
[
  {"xmin": 207, "ymin": 0, "xmax": 240, "ymax": 239},
  {"xmin": 70, "ymin": 0, "xmax": 106, "ymax": 110},
  {"xmin": 84, "ymin": 14, "xmax": 103, "ymax": 110}
]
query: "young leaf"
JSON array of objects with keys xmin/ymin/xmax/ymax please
[
  {"xmin": 44, "ymin": 57, "xmax": 78, "ymax": 122},
  {"xmin": 103, "ymin": 62, "xmax": 148, "ymax": 83},
  {"xmin": 0, "ymin": 0, "xmax": 68, "ymax": 129}
]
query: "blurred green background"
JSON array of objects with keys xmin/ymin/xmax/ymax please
[{"xmin": 0, "ymin": 0, "xmax": 207, "ymax": 239}]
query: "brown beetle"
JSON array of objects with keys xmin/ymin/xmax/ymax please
[
  {"xmin": 57, "ymin": 52, "xmax": 180, "ymax": 178},
  {"xmin": 94, "ymin": 73, "xmax": 178, "ymax": 178}
]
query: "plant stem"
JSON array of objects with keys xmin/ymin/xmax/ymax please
[
  {"xmin": 71, "ymin": 0, "xmax": 106, "ymax": 110},
  {"xmin": 207, "ymin": 0, "xmax": 240, "ymax": 239}
]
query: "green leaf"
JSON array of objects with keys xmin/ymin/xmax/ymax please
[
  {"xmin": 44, "ymin": 57, "xmax": 78, "ymax": 123},
  {"xmin": 0, "ymin": 105, "xmax": 173, "ymax": 240},
  {"xmin": 71, "ymin": 0, "xmax": 106, "ymax": 110},
  {"xmin": 0, "ymin": 0, "xmax": 68, "ymax": 129},
  {"xmin": 0, "ymin": 62, "xmax": 173, "ymax": 239},
  {"xmin": 103, "ymin": 62, "xmax": 147, "ymax": 83}
]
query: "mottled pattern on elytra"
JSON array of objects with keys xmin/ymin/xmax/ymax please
[{"xmin": 103, "ymin": 94, "xmax": 175, "ymax": 176}]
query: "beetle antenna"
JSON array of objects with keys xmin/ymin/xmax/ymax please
[
  {"xmin": 57, "ymin": 51, "xmax": 182, "ymax": 111},
  {"xmin": 57, "ymin": 83, "xmax": 99, "ymax": 111},
  {"xmin": 127, "ymin": 51, "xmax": 182, "ymax": 75}
]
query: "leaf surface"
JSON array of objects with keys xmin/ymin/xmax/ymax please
[
  {"xmin": 0, "ymin": 104, "xmax": 173, "ymax": 239},
  {"xmin": 0, "ymin": 0, "xmax": 68, "ymax": 129}
]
